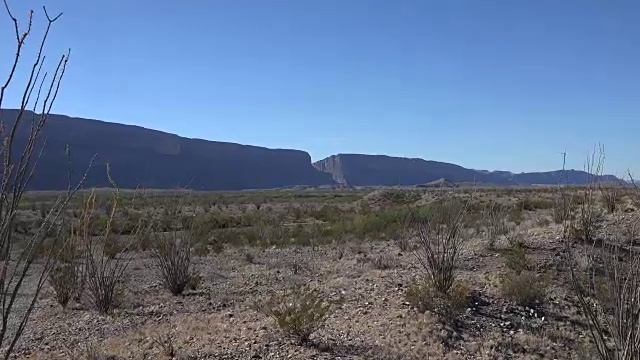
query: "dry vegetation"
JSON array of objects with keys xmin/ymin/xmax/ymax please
[{"xmin": 1, "ymin": 178, "xmax": 636, "ymax": 360}]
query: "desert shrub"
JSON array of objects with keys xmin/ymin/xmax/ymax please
[
  {"xmin": 151, "ymin": 231, "xmax": 197, "ymax": 295},
  {"xmin": 152, "ymin": 329, "xmax": 177, "ymax": 358},
  {"xmin": 501, "ymin": 271, "xmax": 546, "ymax": 307},
  {"xmin": 407, "ymin": 197, "xmax": 470, "ymax": 294},
  {"xmin": 191, "ymin": 240, "xmax": 210, "ymax": 257},
  {"xmin": 80, "ymin": 188, "xmax": 144, "ymax": 314},
  {"xmin": 349, "ymin": 208, "xmax": 410, "ymax": 240},
  {"xmin": 516, "ymin": 197, "xmax": 554, "ymax": 211},
  {"xmin": 552, "ymin": 197, "xmax": 572, "ymax": 224},
  {"xmin": 574, "ymin": 204, "xmax": 602, "ymax": 243},
  {"xmin": 563, "ymin": 148, "xmax": 640, "ymax": 359},
  {"xmin": 311, "ymin": 204, "xmax": 344, "ymax": 222},
  {"xmin": 116, "ymin": 212, "xmax": 144, "ymax": 235},
  {"xmin": 505, "ymin": 225, "xmax": 527, "ymax": 248},
  {"xmin": 483, "ymin": 201, "xmax": 510, "ymax": 249},
  {"xmin": 567, "ymin": 224, "xmax": 640, "ymax": 360},
  {"xmin": 395, "ymin": 235, "xmax": 414, "ymax": 252},
  {"xmin": 561, "ymin": 184, "xmax": 602, "ymax": 244},
  {"xmin": 370, "ymin": 253, "xmax": 398, "ymax": 270},
  {"xmin": 508, "ymin": 205, "xmax": 525, "ymax": 225},
  {"xmin": 35, "ymin": 226, "xmax": 79, "ymax": 263},
  {"xmin": 187, "ymin": 272, "xmax": 203, "ymax": 291},
  {"xmin": 259, "ymin": 286, "xmax": 335, "ymax": 345},
  {"xmin": 405, "ymin": 279, "xmax": 470, "ymax": 321},
  {"xmin": 378, "ymin": 189, "xmax": 421, "ymax": 205},
  {"xmin": 599, "ymin": 184, "xmax": 623, "ymax": 213},
  {"xmin": 504, "ymin": 245, "xmax": 530, "ymax": 275},
  {"xmin": 102, "ymin": 235, "xmax": 125, "ymax": 259},
  {"xmin": 49, "ymin": 262, "xmax": 84, "ymax": 309}
]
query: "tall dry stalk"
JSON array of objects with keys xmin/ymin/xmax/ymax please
[
  {"xmin": 563, "ymin": 146, "xmax": 640, "ymax": 359},
  {"xmin": 78, "ymin": 170, "xmax": 147, "ymax": 314},
  {"xmin": 565, "ymin": 146, "xmax": 605, "ymax": 243},
  {"xmin": 0, "ymin": 2, "xmax": 93, "ymax": 357}
]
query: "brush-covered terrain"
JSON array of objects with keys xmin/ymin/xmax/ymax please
[{"xmin": 6, "ymin": 184, "xmax": 640, "ymax": 360}]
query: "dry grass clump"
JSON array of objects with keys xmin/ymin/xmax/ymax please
[
  {"xmin": 49, "ymin": 261, "xmax": 85, "ymax": 309},
  {"xmin": 259, "ymin": 286, "xmax": 335, "ymax": 345},
  {"xmin": 500, "ymin": 242, "xmax": 546, "ymax": 307},
  {"xmin": 151, "ymin": 231, "xmax": 198, "ymax": 296},
  {"xmin": 500, "ymin": 271, "xmax": 547, "ymax": 307},
  {"xmin": 152, "ymin": 328, "xmax": 177, "ymax": 358}
]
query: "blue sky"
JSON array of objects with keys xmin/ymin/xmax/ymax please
[{"xmin": 1, "ymin": 0, "xmax": 638, "ymax": 177}]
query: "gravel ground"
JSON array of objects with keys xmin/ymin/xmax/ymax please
[{"xmin": 6, "ymin": 212, "xmax": 635, "ymax": 360}]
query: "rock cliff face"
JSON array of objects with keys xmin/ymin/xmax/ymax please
[
  {"xmin": 0, "ymin": 109, "xmax": 335, "ymax": 190},
  {"xmin": 313, "ymin": 154, "xmax": 620, "ymax": 186}
]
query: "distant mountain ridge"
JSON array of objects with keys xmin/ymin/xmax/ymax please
[
  {"xmin": 312, "ymin": 154, "xmax": 620, "ymax": 187},
  {"xmin": 0, "ymin": 109, "xmax": 622, "ymax": 190},
  {"xmin": 0, "ymin": 109, "xmax": 334, "ymax": 190}
]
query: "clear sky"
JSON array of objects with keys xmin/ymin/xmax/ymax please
[{"xmin": 1, "ymin": 0, "xmax": 638, "ymax": 177}]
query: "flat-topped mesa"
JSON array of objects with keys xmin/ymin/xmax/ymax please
[{"xmin": 0, "ymin": 109, "xmax": 335, "ymax": 190}]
